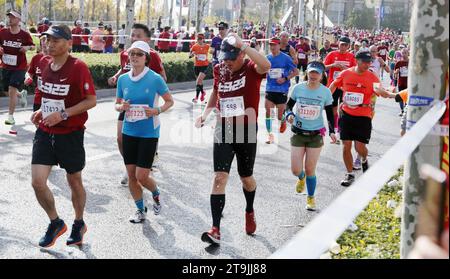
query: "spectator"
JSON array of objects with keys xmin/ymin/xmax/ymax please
[
  {"xmin": 118, "ymin": 24, "xmax": 126, "ymax": 52},
  {"xmin": 158, "ymin": 26, "xmax": 171, "ymax": 53},
  {"xmin": 81, "ymin": 22, "xmax": 91, "ymax": 52},
  {"xmin": 169, "ymin": 29, "xmax": 177, "ymax": 52},
  {"xmin": 71, "ymin": 20, "xmax": 83, "ymax": 53},
  {"xmin": 104, "ymin": 25, "xmax": 114, "ymax": 53},
  {"xmin": 91, "ymin": 22, "xmax": 106, "ymax": 53}
]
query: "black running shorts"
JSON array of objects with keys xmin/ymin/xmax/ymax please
[
  {"xmin": 339, "ymin": 111, "xmax": 372, "ymax": 144},
  {"xmin": 32, "ymin": 129, "xmax": 86, "ymax": 174},
  {"xmin": 265, "ymin": 92, "xmax": 288, "ymax": 105},
  {"xmin": 122, "ymin": 134, "xmax": 158, "ymax": 169}
]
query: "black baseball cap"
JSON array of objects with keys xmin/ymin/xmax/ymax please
[
  {"xmin": 355, "ymin": 50, "xmax": 373, "ymax": 62},
  {"xmin": 219, "ymin": 38, "xmax": 241, "ymax": 61},
  {"xmin": 218, "ymin": 22, "xmax": 229, "ymax": 29},
  {"xmin": 42, "ymin": 25, "xmax": 72, "ymax": 40},
  {"xmin": 339, "ymin": 36, "xmax": 351, "ymax": 44}
]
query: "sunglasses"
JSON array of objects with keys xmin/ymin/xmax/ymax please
[
  {"xmin": 129, "ymin": 51, "xmax": 145, "ymax": 57},
  {"xmin": 219, "ymin": 28, "xmax": 225, "ymax": 31}
]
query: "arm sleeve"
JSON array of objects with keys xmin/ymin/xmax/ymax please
[
  {"xmin": 325, "ymin": 105, "xmax": 335, "ymax": 134},
  {"xmin": 286, "ymin": 98, "xmax": 296, "ymax": 112}
]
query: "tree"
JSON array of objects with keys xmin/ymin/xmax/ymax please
[
  {"xmin": 125, "ymin": 0, "xmax": 135, "ymax": 48},
  {"xmin": 400, "ymin": 0, "xmax": 449, "ymax": 258},
  {"xmin": 382, "ymin": 8, "xmax": 410, "ymax": 32},
  {"xmin": 116, "ymin": 0, "xmax": 120, "ymax": 31},
  {"xmin": 345, "ymin": 5, "xmax": 376, "ymax": 30},
  {"xmin": 80, "ymin": 0, "xmax": 85, "ymax": 21},
  {"xmin": 239, "ymin": 0, "xmax": 246, "ymax": 36}
]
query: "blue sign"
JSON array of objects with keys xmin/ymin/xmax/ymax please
[{"xmin": 408, "ymin": 95, "xmax": 435, "ymax": 107}]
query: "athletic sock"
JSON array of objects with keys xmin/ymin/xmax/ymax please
[
  {"xmin": 135, "ymin": 199, "xmax": 145, "ymax": 211},
  {"xmin": 210, "ymin": 194, "xmax": 225, "ymax": 229},
  {"xmin": 243, "ymin": 188, "xmax": 256, "ymax": 213},
  {"xmin": 152, "ymin": 187, "xmax": 160, "ymax": 203},
  {"xmin": 265, "ymin": 117, "xmax": 272, "ymax": 133},
  {"xmin": 306, "ymin": 175, "xmax": 317, "ymax": 197}
]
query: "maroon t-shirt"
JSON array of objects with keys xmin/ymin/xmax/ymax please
[
  {"xmin": 38, "ymin": 24, "xmax": 49, "ymax": 34},
  {"xmin": 296, "ymin": 43, "xmax": 311, "ymax": 65},
  {"xmin": 378, "ymin": 45, "xmax": 389, "ymax": 60},
  {"xmin": 395, "ymin": 60, "xmax": 409, "ymax": 89},
  {"xmin": 28, "ymin": 53, "xmax": 52, "ymax": 105},
  {"xmin": 0, "ymin": 28, "xmax": 35, "ymax": 70},
  {"xmin": 158, "ymin": 32, "xmax": 170, "ymax": 50},
  {"xmin": 39, "ymin": 56, "xmax": 96, "ymax": 134},
  {"xmin": 214, "ymin": 59, "xmax": 266, "ymax": 125},
  {"xmin": 71, "ymin": 26, "xmax": 83, "ymax": 46}
]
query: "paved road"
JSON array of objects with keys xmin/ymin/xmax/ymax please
[{"xmin": 0, "ymin": 77, "xmax": 401, "ymax": 259}]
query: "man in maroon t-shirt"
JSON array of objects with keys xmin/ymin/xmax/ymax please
[
  {"xmin": 25, "ymin": 35, "xmax": 51, "ymax": 112},
  {"xmin": 195, "ymin": 34, "xmax": 271, "ymax": 245},
  {"xmin": 158, "ymin": 26, "xmax": 171, "ymax": 53},
  {"xmin": 0, "ymin": 10, "xmax": 35, "ymax": 125},
  {"xmin": 30, "ymin": 24, "xmax": 96, "ymax": 248},
  {"xmin": 71, "ymin": 20, "xmax": 83, "ymax": 52},
  {"xmin": 394, "ymin": 48, "xmax": 409, "ymax": 114},
  {"xmin": 295, "ymin": 36, "xmax": 311, "ymax": 83},
  {"xmin": 107, "ymin": 23, "xmax": 167, "ymax": 186}
]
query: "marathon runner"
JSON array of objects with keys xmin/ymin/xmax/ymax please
[
  {"xmin": 195, "ymin": 33, "xmax": 270, "ymax": 245},
  {"xmin": 210, "ymin": 22, "xmax": 229, "ymax": 67},
  {"xmin": 115, "ymin": 41, "xmax": 174, "ymax": 223},
  {"xmin": 25, "ymin": 35, "xmax": 51, "ymax": 112},
  {"xmin": 108, "ymin": 23, "xmax": 167, "ymax": 186},
  {"xmin": 286, "ymin": 61, "xmax": 336, "ymax": 210},
  {"xmin": 30, "ymin": 25, "xmax": 96, "ymax": 247},
  {"xmin": 279, "ymin": 31, "xmax": 298, "ymax": 66},
  {"xmin": 189, "ymin": 33, "xmax": 210, "ymax": 103},
  {"xmin": 329, "ymin": 51, "xmax": 390, "ymax": 186},
  {"xmin": 295, "ymin": 36, "xmax": 311, "ymax": 84},
  {"xmin": 323, "ymin": 36, "xmax": 356, "ymax": 142},
  {"xmin": 265, "ymin": 37, "xmax": 299, "ymax": 144},
  {"xmin": 394, "ymin": 47, "xmax": 409, "ymax": 116},
  {"xmin": 0, "ymin": 10, "xmax": 35, "ymax": 125}
]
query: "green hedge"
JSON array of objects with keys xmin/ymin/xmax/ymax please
[{"xmin": 21, "ymin": 52, "xmax": 212, "ymax": 90}]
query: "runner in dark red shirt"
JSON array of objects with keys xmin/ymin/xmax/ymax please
[
  {"xmin": 30, "ymin": 24, "xmax": 96, "ymax": 248},
  {"xmin": 195, "ymin": 33, "xmax": 271, "ymax": 245},
  {"xmin": 25, "ymin": 36, "xmax": 52, "ymax": 112},
  {"xmin": 0, "ymin": 10, "xmax": 35, "ymax": 125}
]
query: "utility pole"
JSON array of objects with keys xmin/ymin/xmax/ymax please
[
  {"xmin": 400, "ymin": 0, "xmax": 449, "ymax": 258},
  {"xmin": 266, "ymin": 0, "xmax": 274, "ymax": 54}
]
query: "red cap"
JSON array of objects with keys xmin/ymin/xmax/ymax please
[{"xmin": 269, "ymin": 37, "xmax": 280, "ymax": 45}]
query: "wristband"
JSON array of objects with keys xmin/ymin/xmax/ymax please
[
  {"xmin": 240, "ymin": 44, "xmax": 248, "ymax": 51},
  {"xmin": 286, "ymin": 111, "xmax": 295, "ymax": 119},
  {"xmin": 157, "ymin": 107, "xmax": 162, "ymax": 115}
]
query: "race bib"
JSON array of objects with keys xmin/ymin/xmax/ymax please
[
  {"xmin": 298, "ymin": 53, "xmax": 306, "ymax": 59},
  {"xmin": 297, "ymin": 104, "xmax": 321, "ymax": 120},
  {"xmin": 343, "ymin": 92, "xmax": 364, "ymax": 106},
  {"xmin": 333, "ymin": 71, "xmax": 341, "ymax": 80},
  {"xmin": 269, "ymin": 68, "xmax": 283, "ymax": 79},
  {"xmin": 197, "ymin": 54, "xmax": 207, "ymax": 61},
  {"xmin": 2, "ymin": 54, "xmax": 17, "ymax": 66},
  {"xmin": 125, "ymin": 105, "xmax": 149, "ymax": 122},
  {"xmin": 220, "ymin": 96, "xmax": 245, "ymax": 118},
  {"xmin": 400, "ymin": 67, "xmax": 408, "ymax": 77},
  {"xmin": 41, "ymin": 98, "xmax": 65, "ymax": 119},
  {"xmin": 379, "ymin": 49, "xmax": 386, "ymax": 56}
]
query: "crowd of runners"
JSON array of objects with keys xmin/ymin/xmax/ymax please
[{"xmin": 0, "ymin": 9, "xmax": 412, "ymax": 248}]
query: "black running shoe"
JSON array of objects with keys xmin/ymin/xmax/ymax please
[
  {"xmin": 39, "ymin": 219, "xmax": 67, "ymax": 248},
  {"xmin": 341, "ymin": 173, "xmax": 355, "ymax": 187},
  {"xmin": 66, "ymin": 221, "xmax": 87, "ymax": 246},
  {"xmin": 362, "ymin": 160, "xmax": 369, "ymax": 173}
]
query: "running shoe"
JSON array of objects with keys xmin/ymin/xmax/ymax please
[
  {"xmin": 19, "ymin": 90, "xmax": 28, "ymax": 108},
  {"xmin": 398, "ymin": 111, "xmax": 404, "ymax": 117},
  {"xmin": 192, "ymin": 98, "xmax": 198, "ymax": 103},
  {"xmin": 353, "ymin": 157, "xmax": 362, "ymax": 170},
  {"xmin": 245, "ymin": 211, "xmax": 257, "ymax": 235},
  {"xmin": 66, "ymin": 221, "xmax": 87, "ymax": 246},
  {"xmin": 120, "ymin": 172, "xmax": 128, "ymax": 186},
  {"xmin": 201, "ymin": 226, "xmax": 221, "ymax": 245},
  {"xmin": 296, "ymin": 177, "xmax": 306, "ymax": 193},
  {"xmin": 4, "ymin": 117, "xmax": 15, "ymax": 125},
  {"xmin": 153, "ymin": 196, "xmax": 162, "ymax": 215},
  {"xmin": 129, "ymin": 207, "xmax": 148, "ymax": 223},
  {"xmin": 362, "ymin": 160, "xmax": 369, "ymax": 173},
  {"xmin": 306, "ymin": 196, "xmax": 316, "ymax": 211},
  {"xmin": 38, "ymin": 219, "xmax": 67, "ymax": 248},
  {"xmin": 279, "ymin": 120, "xmax": 287, "ymax": 133},
  {"xmin": 341, "ymin": 173, "xmax": 355, "ymax": 187},
  {"xmin": 265, "ymin": 133, "xmax": 274, "ymax": 144}
]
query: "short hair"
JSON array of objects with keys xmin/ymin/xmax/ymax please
[
  {"xmin": 122, "ymin": 24, "xmax": 126, "ymax": 29},
  {"xmin": 132, "ymin": 23, "xmax": 151, "ymax": 38}
]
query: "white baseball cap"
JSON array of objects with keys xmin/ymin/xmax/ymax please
[
  {"xmin": 76, "ymin": 20, "xmax": 82, "ymax": 25},
  {"xmin": 6, "ymin": 10, "xmax": 21, "ymax": 19},
  {"xmin": 127, "ymin": 41, "xmax": 150, "ymax": 54}
]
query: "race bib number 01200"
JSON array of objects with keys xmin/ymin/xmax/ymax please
[
  {"xmin": 297, "ymin": 104, "xmax": 321, "ymax": 120},
  {"xmin": 220, "ymin": 96, "xmax": 245, "ymax": 118},
  {"xmin": 343, "ymin": 92, "xmax": 364, "ymax": 106},
  {"xmin": 42, "ymin": 98, "xmax": 66, "ymax": 119},
  {"xmin": 125, "ymin": 105, "xmax": 149, "ymax": 122}
]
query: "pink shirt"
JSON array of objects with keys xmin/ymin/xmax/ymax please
[{"xmin": 91, "ymin": 29, "xmax": 105, "ymax": 51}]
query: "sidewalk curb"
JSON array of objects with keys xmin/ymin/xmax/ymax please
[{"xmin": 0, "ymin": 79, "xmax": 214, "ymax": 112}]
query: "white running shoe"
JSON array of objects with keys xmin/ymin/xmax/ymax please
[
  {"xmin": 129, "ymin": 207, "xmax": 147, "ymax": 223},
  {"xmin": 120, "ymin": 172, "xmax": 128, "ymax": 186}
]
